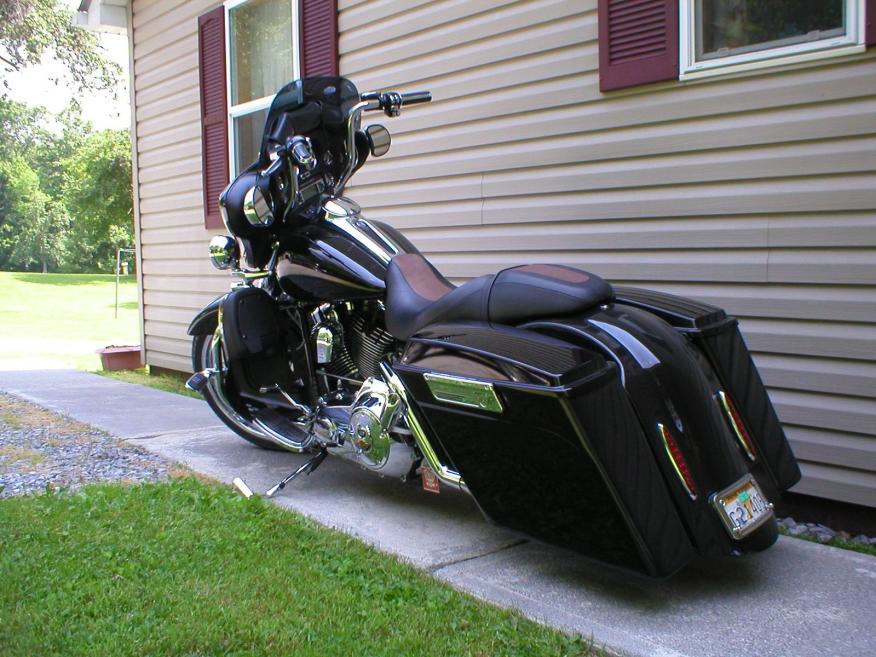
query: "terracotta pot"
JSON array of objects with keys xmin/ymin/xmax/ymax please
[{"xmin": 98, "ymin": 346, "xmax": 142, "ymax": 371}]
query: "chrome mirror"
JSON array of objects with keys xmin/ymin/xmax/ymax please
[
  {"xmin": 243, "ymin": 184, "xmax": 274, "ymax": 226},
  {"xmin": 365, "ymin": 124, "xmax": 391, "ymax": 157},
  {"xmin": 209, "ymin": 235, "xmax": 238, "ymax": 270}
]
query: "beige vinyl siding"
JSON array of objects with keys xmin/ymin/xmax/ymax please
[
  {"xmin": 131, "ymin": 0, "xmax": 876, "ymax": 507},
  {"xmin": 338, "ymin": 0, "xmax": 876, "ymax": 508},
  {"xmin": 132, "ymin": 0, "xmax": 228, "ymax": 372}
]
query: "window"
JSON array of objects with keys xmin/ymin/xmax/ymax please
[
  {"xmin": 681, "ymin": 0, "xmax": 865, "ymax": 77},
  {"xmin": 226, "ymin": 0, "xmax": 299, "ymax": 175}
]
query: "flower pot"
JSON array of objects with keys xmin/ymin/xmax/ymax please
[{"xmin": 98, "ymin": 346, "xmax": 142, "ymax": 371}]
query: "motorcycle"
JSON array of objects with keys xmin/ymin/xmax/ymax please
[{"xmin": 186, "ymin": 76, "xmax": 801, "ymax": 577}]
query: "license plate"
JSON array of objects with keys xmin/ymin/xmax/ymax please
[{"xmin": 711, "ymin": 476, "xmax": 773, "ymax": 539}]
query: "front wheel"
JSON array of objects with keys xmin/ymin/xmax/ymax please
[{"xmin": 191, "ymin": 332, "xmax": 282, "ymax": 450}]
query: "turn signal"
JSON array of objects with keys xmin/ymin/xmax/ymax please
[
  {"xmin": 716, "ymin": 390, "xmax": 757, "ymax": 461},
  {"xmin": 658, "ymin": 423, "xmax": 698, "ymax": 500}
]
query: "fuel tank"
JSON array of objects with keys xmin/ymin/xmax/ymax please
[{"xmin": 277, "ymin": 197, "xmax": 418, "ymax": 303}]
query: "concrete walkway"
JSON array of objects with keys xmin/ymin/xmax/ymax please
[{"xmin": 2, "ymin": 369, "xmax": 874, "ymax": 657}]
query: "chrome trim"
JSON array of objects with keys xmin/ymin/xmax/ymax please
[
  {"xmin": 243, "ymin": 185, "xmax": 274, "ymax": 226},
  {"xmin": 251, "ymin": 417, "xmax": 313, "ymax": 453},
  {"xmin": 709, "ymin": 474, "xmax": 774, "ymax": 540},
  {"xmin": 208, "ymin": 235, "xmax": 237, "ymax": 270},
  {"xmin": 658, "ymin": 422, "xmax": 698, "ymax": 500},
  {"xmin": 323, "ymin": 197, "xmax": 401, "ymax": 265},
  {"xmin": 348, "ymin": 377, "xmax": 400, "ymax": 470},
  {"xmin": 365, "ymin": 124, "xmax": 391, "ymax": 156},
  {"xmin": 337, "ymin": 99, "xmax": 372, "ymax": 192},
  {"xmin": 379, "ymin": 362, "xmax": 468, "ymax": 492},
  {"xmin": 716, "ymin": 390, "xmax": 756, "ymax": 461},
  {"xmin": 315, "ymin": 326, "xmax": 334, "ymax": 364},
  {"xmin": 589, "ymin": 320, "xmax": 659, "ymax": 369},
  {"xmin": 423, "ymin": 373, "xmax": 503, "ymax": 413}
]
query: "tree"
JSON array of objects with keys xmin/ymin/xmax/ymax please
[
  {"xmin": 61, "ymin": 129, "xmax": 133, "ymax": 272},
  {"xmin": 0, "ymin": 154, "xmax": 68, "ymax": 272},
  {"xmin": 0, "ymin": 0, "xmax": 120, "ymax": 96}
]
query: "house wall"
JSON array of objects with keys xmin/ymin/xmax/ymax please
[{"xmin": 131, "ymin": 0, "xmax": 876, "ymax": 507}]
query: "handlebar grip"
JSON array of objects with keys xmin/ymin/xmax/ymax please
[{"xmin": 400, "ymin": 91, "xmax": 431, "ymax": 106}]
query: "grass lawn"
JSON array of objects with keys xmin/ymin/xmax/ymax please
[
  {"xmin": 0, "ymin": 478, "xmax": 602, "ymax": 657},
  {"xmin": 0, "ymin": 272, "xmax": 140, "ymax": 371}
]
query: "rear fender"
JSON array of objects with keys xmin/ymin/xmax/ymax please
[
  {"xmin": 187, "ymin": 294, "xmax": 227, "ymax": 336},
  {"xmin": 523, "ymin": 305, "xmax": 762, "ymax": 556}
]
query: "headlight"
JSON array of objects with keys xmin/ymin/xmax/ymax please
[{"xmin": 209, "ymin": 235, "xmax": 238, "ymax": 270}]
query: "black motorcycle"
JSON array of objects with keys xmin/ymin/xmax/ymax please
[{"xmin": 187, "ymin": 76, "xmax": 800, "ymax": 577}]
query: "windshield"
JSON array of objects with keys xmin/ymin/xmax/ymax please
[{"xmin": 260, "ymin": 77, "xmax": 360, "ymax": 161}]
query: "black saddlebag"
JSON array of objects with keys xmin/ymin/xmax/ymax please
[
  {"xmin": 394, "ymin": 322, "xmax": 696, "ymax": 577},
  {"xmin": 221, "ymin": 286, "xmax": 300, "ymax": 395},
  {"xmin": 613, "ymin": 287, "xmax": 801, "ymax": 493}
]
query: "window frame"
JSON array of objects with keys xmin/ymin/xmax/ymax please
[
  {"xmin": 679, "ymin": 0, "xmax": 866, "ymax": 80},
  {"xmin": 224, "ymin": 0, "xmax": 300, "ymax": 177}
]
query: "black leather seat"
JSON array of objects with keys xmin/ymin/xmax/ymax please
[{"xmin": 385, "ymin": 254, "xmax": 614, "ymax": 340}]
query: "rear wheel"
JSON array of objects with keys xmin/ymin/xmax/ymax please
[{"xmin": 191, "ymin": 332, "xmax": 283, "ymax": 451}]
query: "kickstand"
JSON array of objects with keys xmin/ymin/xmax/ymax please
[{"xmin": 265, "ymin": 448, "xmax": 328, "ymax": 498}]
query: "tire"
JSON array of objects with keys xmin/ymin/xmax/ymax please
[{"xmin": 191, "ymin": 333, "xmax": 283, "ymax": 451}]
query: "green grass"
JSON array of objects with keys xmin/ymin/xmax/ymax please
[
  {"xmin": 0, "ymin": 271, "xmax": 140, "ymax": 371},
  {"xmin": 100, "ymin": 367, "xmax": 201, "ymax": 399},
  {"xmin": 0, "ymin": 478, "xmax": 603, "ymax": 657}
]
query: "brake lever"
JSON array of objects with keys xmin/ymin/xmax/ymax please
[{"xmin": 260, "ymin": 153, "xmax": 286, "ymax": 179}]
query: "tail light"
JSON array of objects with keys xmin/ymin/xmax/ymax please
[
  {"xmin": 657, "ymin": 423, "xmax": 698, "ymax": 500},
  {"xmin": 716, "ymin": 390, "xmax": 757, "ymax": 461}
]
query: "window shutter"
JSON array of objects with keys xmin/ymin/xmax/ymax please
[
  {"xmin": 300, "ymin": 0, "xmax": 338, "ymax": 77},
  {"xmin": 867, "ymin": 0, "xmax": 875, "ymax": 46},
  {"xmin": 598, "ymin": 0, "xmax": 679, "ymax": 92},
  {"xmin": 198, "ymin": 6, "xmax": 229, "ymax": 230}
]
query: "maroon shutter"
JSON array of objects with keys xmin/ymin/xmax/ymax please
[
  {"xmin": 198, "ymin": 6, "xmax": 229, "ymax": 230},
  {"xmin": 867, "ymin": 0, "xmax": 876, "ymax": 46},
  {"xmin": 598, "ymin": 0, "xmax": 678, "ymax": 92},
  {"xmin": 300, "ymin": 0, "xmax": 338, "ymax": 76}
]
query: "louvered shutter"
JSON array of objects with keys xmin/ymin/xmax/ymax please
[
  {"xmin": 300, "ymin": 0, "xmax": 338, "ymax": 77},
  {"xmin": 198, "ymin": 6, "xmax": 229, "ymax": 230},
  {"xmin": 598, "ymin": 0, "xmax": 679, "ymax": 92},
  {"xmin": 867, "ymin": 0, "xmax": 875, "ymax": 46}
]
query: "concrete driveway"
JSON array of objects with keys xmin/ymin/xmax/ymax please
[{"xmin": 2, "ymin": 369, "xmax": 874, "ymax": 657}]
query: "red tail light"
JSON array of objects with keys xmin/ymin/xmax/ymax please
[
  {"xmin": 716, "ymin": 390, "xmax": 757, "ymax": 461},
  {"xmin": 658, "ymin": 423, "xmax": 698, "ymax": 500}
]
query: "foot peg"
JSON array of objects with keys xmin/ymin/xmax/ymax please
[
  {"xmin": 264, "ymin": 449, "xmax": 328, "ymax": 498},
  {"xmin": 186, "ymin": 369, "xmax": 215, "ymax": 393}
]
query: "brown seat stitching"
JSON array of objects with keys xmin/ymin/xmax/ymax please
[
  {"xmin": 395, "ymin": 254, "xmax": 454, "ymax": 301},
  {"xmin": 516, "ymin": 264, "xmax": 591, "ymax": 283}
]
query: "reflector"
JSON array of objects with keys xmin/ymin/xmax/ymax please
[{"xmin": 658, "ymin": 423, "xmax": 698, "ymax": 500}]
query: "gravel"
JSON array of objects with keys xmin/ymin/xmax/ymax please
[
  {"xmin": 0, "ymin": 392, "xmax": 172, "ymax": 497},
  {"xmin": 778, "ymin": 516, "xmax": 876, "ymax": 548}
]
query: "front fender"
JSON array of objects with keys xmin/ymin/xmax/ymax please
[{"xmin": 187, "ymin": 294, "xmax": 227, "ymax": 336}]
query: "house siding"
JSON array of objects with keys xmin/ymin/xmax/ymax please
[{"xmin": 131, "ymin": 0, "xmax": 876, "ymax": 507}]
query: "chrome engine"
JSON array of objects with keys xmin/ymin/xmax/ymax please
[{"xmin": 347, "ymin": 377, "xmax": 401, "ymax": 469}]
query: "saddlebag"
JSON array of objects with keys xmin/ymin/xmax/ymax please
[
  {"xmin": 221, "ymin": 287, "xmax": 301, "ymax": 397},
  {"xmin": 394, "ymin": 323, "xmax": 697, "ymax": 577},
  {"xmin": 613, "ymin": 287, "xmax": 801, "ymax": 493}
]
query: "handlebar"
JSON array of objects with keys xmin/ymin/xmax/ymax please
[
  {"xmin": 361, "ymin": 90, "xmax": 431, "ymax": 117},
  {"xmin": 399, "ymin": 90, "xmax": 432, "ymax": 106}
]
